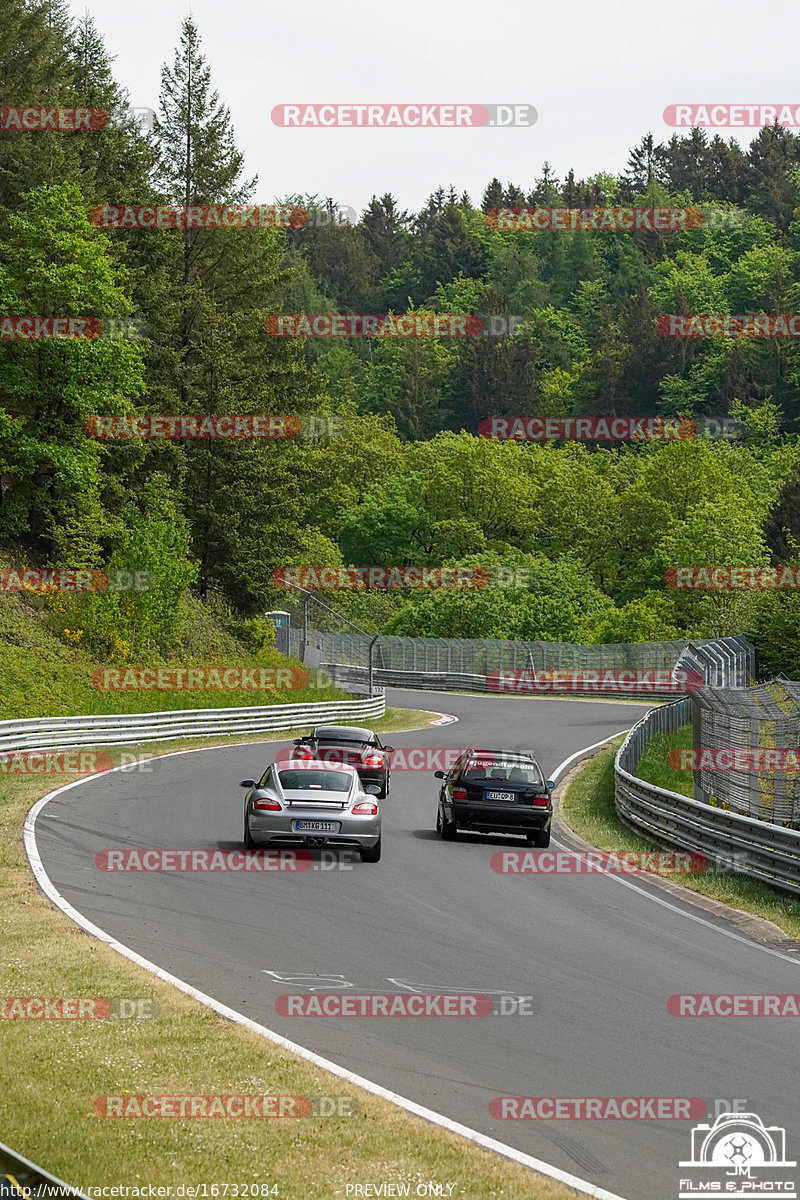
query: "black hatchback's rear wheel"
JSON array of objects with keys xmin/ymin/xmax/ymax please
[
  {"xmin": 526, "ymin": 827, "xmax": 551, "ymax": 848},
  {"xmin": 436, "ymin": 803, "xmax": 457, "ymax": 841}
]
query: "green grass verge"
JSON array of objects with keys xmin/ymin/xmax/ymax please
[
  {"xmin": 0, "ymin": 591, "xmax": 346, "ymax": 719},
  {"xmin": 560, "ymin": 737, "xmax": 800, "ymax": 939},
  {"xmin": 0, "ymin": 709, "xmax": 581, "ymax": 1200},
  {"xmin": 634, "ymin": 724, "xmax": 693, "ymax": 796}
]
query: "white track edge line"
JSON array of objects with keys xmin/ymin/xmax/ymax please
[
  {"xmin": 548, "ymin": 741, "xmax": 800, "ymax": 969},
  {"xmin": 24, "ymin": 756, "xmax": 627, "ymax": 1200}
]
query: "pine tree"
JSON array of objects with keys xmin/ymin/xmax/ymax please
[
  {"xmin": 361, "ymin": 194, "xmax": 409, "ymax": 278},
  {"xmin": 531, "ymin": 162, "xmax": 560, "ymax": 205},
  {"xmin": 503, "ymin": 183, "xmax": 526, "ymax": 206},
  {"xmin": 562, "ymin": 168, "xmax": 578, "ymax": 207},
  {"xmin": 623, "ymin": 134, "xmax": 661, "ymax": 195},
  {"xmin": 147, "ymin": 18, "xmax": 324, "ymax": 609},
  {"xmin": 68, "ymin": 14, "xmax": 156, "ymax": 204},
  {"xmin": 746, "ymin": 125, "xmax": 800, "ymax": 230},
  {"xmin": 155, "ymin": 17, "xmax": 255, "ymax": 288},
  {"xmin": 0, "ymin": 0, "xmax": 75, "ymax": 212},
  {"xmin": 481, "ymin": 178, "xmax": 503, "ymax": 212}
]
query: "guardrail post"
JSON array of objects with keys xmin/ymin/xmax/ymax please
[
  {"xmin": 368, "ymin": 634, "xmax": 380, "ymax": 697},
  {"xmin": 301, "ymin": 592, "xmax": 309, "ymax": 664}
]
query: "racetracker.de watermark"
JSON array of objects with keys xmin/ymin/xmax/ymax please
[
  {"xmin": 669, "ymin": 748, "xmax": 800, "ymax": 771},
  {"xmin": 479, "ymin": 416, "xmax": 696, "ymax": 441},
  {"xmin": 0, "ymin": 750, "xmax": 115, "ymax": 775},
  {"xmin": 91, "ymin": 667, "xmax": 309, "ymax": 696},
  {"xmin": 264, "ymin": 314, "xmax": 522, "ymax": 337},
  {"xmin": 486, "ymin": 668, "xmax": 705, "ymax": 693},
  {"xmin": 0, "ymin": 107, "xmax": 107, "ymax": 130},
  {"xmin": 90, "ymin": 666, "xmax": 309, "ymax": 690},
  {"xmin": 664, "ymin": 104, "xmax": 800, "ymax": 127},
  {"xmin": 85, "ymin": 415, "xmax": 301, "ymax": 439},
  {"xmin": 275, "ymin": 993, "xmax": 534, "ymax": 1016},
  {"xmin": 490, "ymin": 1097, "xmax": 705, "ymax": 1119},
  {"xmin": 279, "ymin": 747, "xmax": 504, "ymax": 771},
  {"xmin": 0, "ymin": 568, "xmax": 151, "ymax": 592},
  {"xmin": 1, "ymin": 997, "xmax": 157, "ymax": 1019},
  {"xmin": 98, "ymin": 317, "xmax": 149, "ymax": 341},
  {"xmin": 488, "ymin": 849, "xmax": 747, "ymax": 875},
  {"xmin": 0, "ymin": 316, "xmax": 148, "ymax": 340},
  {"xmin": 106, "ymin": 105, "xmax": 156, "ymax": 132},
  {"xmin": 669, "ymin": 994, "xmax": 800, "ymax": 1016},
  {"xmin": 271, "ymin": 104, "xmax": 536, "ymax": 127},
  {"xmin": 485, "ymin": 206, "xmax": 702, "ymax": 232},
  {"xmin": 273, "ymin": 565, "xmax": 491, "ymax": 590},
  {"xmin": 95, "ymin": 1095, "xmax": 357, "ymax": 1117},
  {"xmin": 94, "ymin": 849, "xmax": 363, "ymax": 872},
  {"xmin": 90, "ymin": 205, "xmax": 308, "ymax": 229},
  {"xmin": 273, "ymin": 564, "xmax": 542, "ymax": 589},
  {"xmin": 0, "ymin": 316, "xmax": 102, "ymax": 339},
  {"xmin": 665, "ymin": 566, "xmax": 800, "ymax": 589},
  {"xmin": 659, "ymin": 314, "xmax": 800, "ymax": 337}
]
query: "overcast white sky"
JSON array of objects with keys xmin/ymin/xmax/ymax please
[{"xmin": 72, "ymin": 0, "xmax": 800, "ymax": 214}]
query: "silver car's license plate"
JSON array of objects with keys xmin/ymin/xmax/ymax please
[
  {"xmin": 293, "ymin": 820, "xmax": 340, "ymax": 832},
  {"xmin": 486, "ymin": 791, "xmax": 514, "ymax": 802}
]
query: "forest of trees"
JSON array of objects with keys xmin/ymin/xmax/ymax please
[{"xmin": 4, "ymin": 0, "xmax": 800, "ymax": 678}]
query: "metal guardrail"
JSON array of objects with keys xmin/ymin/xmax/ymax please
[
  {"xmin": 614, "ymin": 701, "xmax": 800, "ymax": 898},
  {"xmin": 322, "ymin": 663, "xmax": 695, "ymax": 697},
  {"xmin": 0, "ymin": 695, "xmax": 386, "ymax": 756}
]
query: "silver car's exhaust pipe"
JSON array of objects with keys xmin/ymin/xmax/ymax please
[{"xmin": 305, "ymin": 836, "xmax": 327, "ymax": 847}]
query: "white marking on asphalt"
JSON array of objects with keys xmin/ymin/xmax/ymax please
[
  {"xmin": 26, "ymin": 712, "xmax": 800, "ymax": 1200},
  {"xmin": 24, "ymin": 760, "xmax": 627, "ymax": 1200},
  {"xmin": 548, "ymin": 743, "xmax": 800, "ymax": 968}
]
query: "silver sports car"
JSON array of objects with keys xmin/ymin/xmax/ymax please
[{"xmin": 240, "ymin": 759, "xmax": 382, "ymax": 862}]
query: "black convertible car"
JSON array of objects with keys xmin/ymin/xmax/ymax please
[{"xmin": 290, "ymin": 725, "xmax": 394, "ymax": 798}]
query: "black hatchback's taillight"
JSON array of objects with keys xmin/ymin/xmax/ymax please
[
  {"xmin": 452, "ymin": 787, "xmax": 468, "ymax": 800},
  {"xmin": 532, "ymin": 794, "xmax": 550, "ymax": 806}
]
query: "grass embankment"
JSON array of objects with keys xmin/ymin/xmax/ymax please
[
  {"xmin": 560, "ymin": 731, "xmax": 800, "ymax": 939},
  {"xmin": 0, "ymin": 590, "xmax": 342, "ymax": 719},
  {"xmin": 0, "ymin": 707, "xmax": 583, "ymax": 1199}
]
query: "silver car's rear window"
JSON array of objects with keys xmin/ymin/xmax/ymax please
[{"xmin": 278, "ymin": 769, "xmax": 352, "ymax": 792}]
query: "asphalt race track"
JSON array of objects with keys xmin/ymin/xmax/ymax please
[{"xmin": 32, "ymin": 689, "xmax": 800, "ymax": 1200}]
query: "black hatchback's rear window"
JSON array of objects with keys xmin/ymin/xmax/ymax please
[{"xmin": 463, "ymin": 759, "xmax": 543, "ymax": 787}]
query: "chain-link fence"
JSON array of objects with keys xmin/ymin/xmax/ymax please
[
  {"xmin": 289, "ymin": 626, "xmax": 752, "ymax": 683},
  {"xmin": 691, "ymin": 677, "xmax": 800, "ymax": 826},
  {"xmin": 616, "ymin": 701, "xmax": 800, "ymax": 894}
]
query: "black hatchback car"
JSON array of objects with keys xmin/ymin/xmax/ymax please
[
  {"xmin": 290, "ymin": 725, "xmax": 394, "ymax": 798},
  {"xmin": 435, "ymin": 749, "xmax": 554, "ymax": 845}
]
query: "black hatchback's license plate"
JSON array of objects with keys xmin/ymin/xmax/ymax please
[{"xmin": 486, "ymin": 791, "xmax": 515, "ymax": 802}]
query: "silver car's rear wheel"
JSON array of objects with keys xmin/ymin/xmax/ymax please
[
  {"xmin": 359, "ymin": 835, "xmax": 382, "ymax": 863},
  {"xmin": 243, "ymin": 813, "xmax": 258, "ymax": 849}
]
